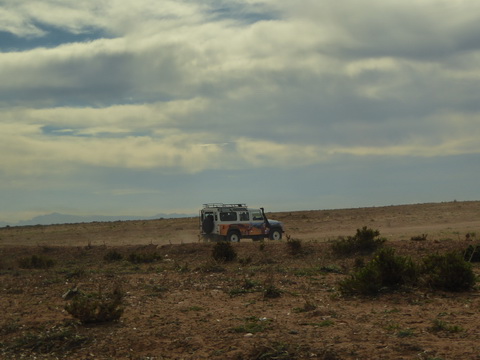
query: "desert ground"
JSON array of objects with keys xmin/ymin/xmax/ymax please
[{"xmin": 1, "ymin": 201, "xmax": 480, "ymax": 359}]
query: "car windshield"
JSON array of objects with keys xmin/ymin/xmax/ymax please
[{"xmin": 251, "ymin": 211, "xmax": 263, "ymax": 221}]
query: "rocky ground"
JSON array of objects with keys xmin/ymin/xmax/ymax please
[{"xmin": 1, "ymin": 201, "xmax": 480, "ymax": 359}]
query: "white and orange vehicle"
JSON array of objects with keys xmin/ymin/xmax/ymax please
[{"xmin": 200, "ymin": 203, "xmax": 284, "ymax": 242}]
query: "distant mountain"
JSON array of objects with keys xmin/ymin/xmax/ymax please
[{"xmin": 0, "ymin": 212, "xmax": 196, "ymax": 227}]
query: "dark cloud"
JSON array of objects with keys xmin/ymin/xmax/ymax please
[
  {"xmin": 0, "ymin": 24, "xmax": 109, "ymax": 51},
  {"xmin": 1, "ymin": 0, "xmax": 480, "ymax": 222}
]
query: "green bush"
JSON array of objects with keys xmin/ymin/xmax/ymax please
[
  {"xmin": 18, "ymin": 255, "xmax": 55, "ymax": 269},
  {"xmin": 332, "ymin": 226, "xmax": 386, "ymax": 256},
  {"xmin": 212, "ymin": 242, "xmax": 237, "ymax": 262},
  {"xmin": 65, "ymin": 286, "xmax": 124, "ymax": 324},
  {"xmin": 339, "ymin": 247, "xmax": 417, "ymax": 295},
  {"xmin": 422, "ymin": 252, "xmax": 475, "ymax": 291},
  {"xmin": 340, "ymin": 249, "xmax": 476, "ymax": 296}
]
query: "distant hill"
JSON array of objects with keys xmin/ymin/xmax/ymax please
[{"xmin": 0, "ymin": 212, "xmax": 196, "ymax": 227}]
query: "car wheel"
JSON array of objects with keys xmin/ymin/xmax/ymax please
[
  {"xmin": 227, "ymin": 231, "xmax": 241, "ymax": 242},
  {"xmin": 269, "ymin": 228, "xmax": 282, "ymax": 240}
]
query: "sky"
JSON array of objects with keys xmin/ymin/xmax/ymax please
[{"xmin": 1, "ymin": 0, "xmax": 479, "ymax": 224}]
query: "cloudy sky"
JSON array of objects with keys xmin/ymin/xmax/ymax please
[{"xmin": 1, "ymin": 0, "xmax": 479, "ymax": 223}]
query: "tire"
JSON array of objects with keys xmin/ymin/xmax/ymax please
[
  {"xmin": 227, "ymin": 231, "xmax": 241, "ymax": 242},
  {"xmin": 269, "ymin": 228, "xmax": 282, "ymax": 240},
  {"xmin": 202, "ymin": 216, "xmax": 214, "ymax": 234}
]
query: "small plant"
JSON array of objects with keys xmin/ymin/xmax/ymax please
[
  {"xmin": 331, "ymin": 226, "xmax": 386, "ymax": 256},
  {"xmin": 339, "ymin": 247, "xmax": 417, "ymax": 295},
  {"xmin": 239, "ymin": 256, "xmax": 252, "ymax": 266},
  {"xmin": 429, "ymin": 319, "xmax": 464, "ymax": 333},
  {"xmin": 103, "ymin": 250, "xmax": 123, "ymax": 262},
  {"xmin": 65, "ymin": 285, "xmax": 125, "ymax": 324},
  {"xmin": 250, "ymin": 342, "xmax": 338, "ymax": 360},
  {"xmin": 229, "ymin": 278, "xmax": 260, "ymax": 297},
  {"xmin": 312, "ymin": 319, "xmax": 334, "ymax": 327},
  {"xmin": 174, "ymin": 261, "xmax": 190, "ymax": 273},
  {"xmin": 422, "ymin": 252, "xmax": 475, "ymax": 291},
  {"xmin": 212, "ymin": 242, "xmax": 237, "ymax": 262},
  {"xmin": 263, "ymin": 275, "xmax": 282, "ymax": 299},
  {"xmin": 146, "ymin": 284, "xmax": 168, "ymax": 297},
  {"xmin": 18, "ymin": 254, "xmax": 55, "ymax": 269},
  {"xmin": 232, "ymin": 316, "xmax": 271, "ymax": 334},
  {"xmin": 0, "ymin": 318, "xmax": 20, "ymax": 335},
  {"xmin": 249, "ymin": 341, "xmax": 292, "ymax": 359},
  {"xmin": 198, "ymin": 261, "xmax": 226, "ymax": 273},
  {"xmin": 64, "ymin": 267, "xmax": 86, "ymax": 280},
  {"xmin": 465, "ymin": 232, "xmax": 476, "ymax": 241},
  {"xmin": 264, "ymin": 284, "xmax": 282, "ymax": 299},
  {"xmin": 397, "ymin": 328, "xmax": 414, "ymax": 338},
  {"xmin": 293, "ymin": 297, "xmax": 317, "ymax": 313},
  {"xmin": 411, "ymin": 234, "xmax": 428, "ymax": 241},
  {"xmin": 354, "ymin": 257, "xmax": 365, "ymax": 269}
]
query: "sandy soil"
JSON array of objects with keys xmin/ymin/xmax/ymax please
[
  {"xmin": 1, "ymin": 201, "xmax": 480, "ymax": 359},
  {"xmin": 1, "ymin": 201, "xmax": 479, "ymax": 247}
]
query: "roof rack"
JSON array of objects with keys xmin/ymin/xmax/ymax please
[{"xmin": 203, "ymin": 203, "xmax": 247, "ymax": 209}]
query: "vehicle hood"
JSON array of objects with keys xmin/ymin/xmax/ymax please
[{"xmin": 267, "ymin": 219, "xmax": 283, "ymax": 228}]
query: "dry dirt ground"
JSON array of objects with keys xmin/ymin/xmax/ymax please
[{"xmin": 1, "ymin": 201, "xmax": 480, "ymax": 359}]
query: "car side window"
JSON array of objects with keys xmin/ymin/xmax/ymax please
[{"xmin": 239, "ymin": 212, "xmax": 249, "ymax": 221}]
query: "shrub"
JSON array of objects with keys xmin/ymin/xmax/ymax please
[
  {"xmin": 18, "ymin": 255, "xmax": 55, "ymax": 269},
  {"xmin": 286, "ymin": 238, "xmax": 302, "ymax": 255},
  {"xmin": 212, "ymin": 242, "xmax": 237, "ymax": 262},
  {"xmin": 127, "ymin": 252, "xmax": 162, "ymax": 264},
  {"xmin": 103, "ymin": 250, "xmax": 123, "ymax": 262},
  {"xmin": 422, "ymin": 252, "xmax": 475, "ymax": 291},
  {"xmin": 339, "ymin": 247, "xmax": 418, "ymax": 296},
  {"xmin": 463, "ymin": 245, "xmax": 480, "ymax": 262},
  {"xmin": 331, "ymin": 226, "xmax": 386, "ymax": 256},
  {"xmin": 65, "ymin": 285, "xmax": 124, "ymax": 324}
]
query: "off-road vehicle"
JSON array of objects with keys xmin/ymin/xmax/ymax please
[{"xmin": 200, "ymin": 203, "xmax": 284, "ymax": 242}]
